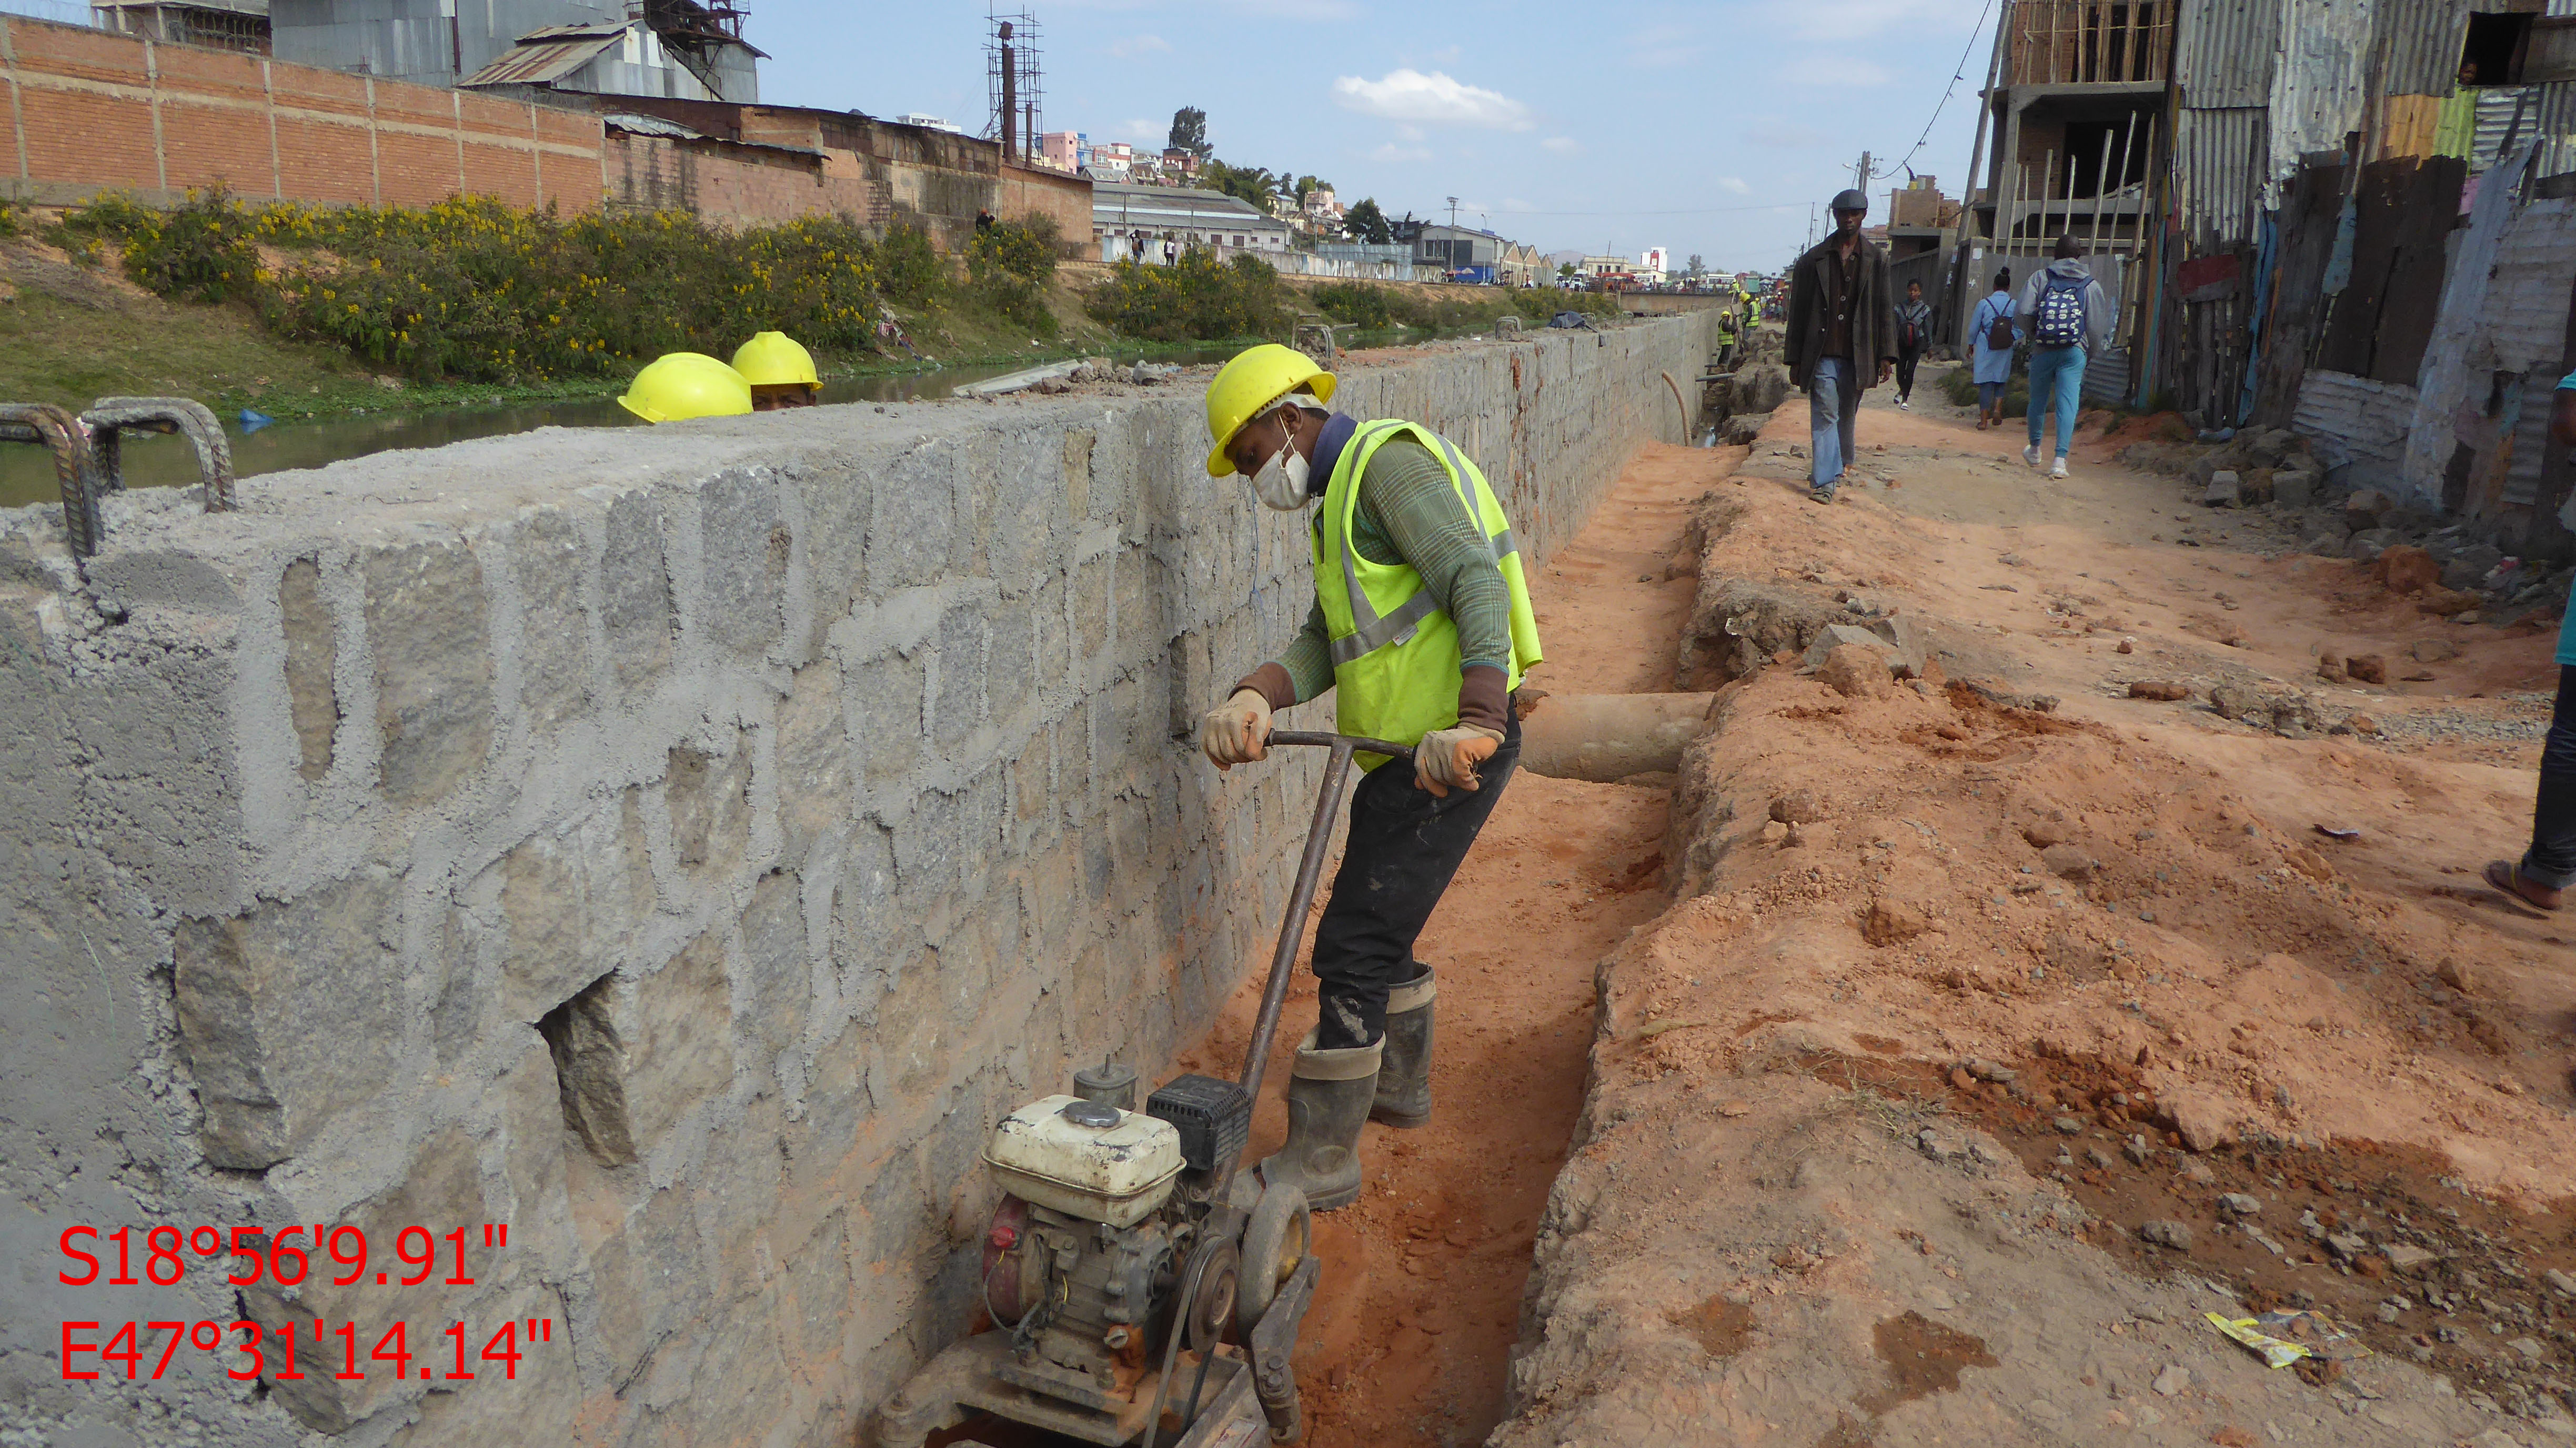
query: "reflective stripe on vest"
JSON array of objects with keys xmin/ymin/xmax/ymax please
[{"xmin": 1321, "ymin": 424, "xmax": 1521, "ymax": 668}]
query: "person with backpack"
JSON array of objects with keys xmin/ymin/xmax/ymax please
[
  {"xmin": 2015, "ymin": 233, "xmax": 2115, "ymax": 477},
  {"xmin": 1893, "ymin": 278, "xmax": 1933, "ymax": 410},
  {"xmin": 1969, "ymin": 268, "xmax": 2018, "ymax": 430}
]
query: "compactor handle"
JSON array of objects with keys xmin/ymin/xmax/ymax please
[{"xmin": 1263, "ymin": 729, "xmax": 1414, "ymax": 765}]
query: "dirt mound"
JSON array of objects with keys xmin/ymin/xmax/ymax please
[{"xmin": 1492, "ymin": 433, "xmax": 2571, "ymax": 1446}]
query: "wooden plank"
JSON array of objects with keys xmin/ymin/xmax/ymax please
[{"xmin": 2251, "ymin": 158, "xmax": 2346, "ymax": 427}]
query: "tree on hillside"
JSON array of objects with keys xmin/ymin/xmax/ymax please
[
  {"xmin": 1687, "ymin": 254, "xmax": 1706, "ymax": 278},
  {"xmin": 1343, "ymin": 197, "xmax": 1392, "ymax": 245},
  {"xmin": 1169, "ymin": 107, "xmax": 1211, "ymax": 160},
  {"xmin": 1558, "ymin": 262, "xmax": 1578, "ymax": 278}
]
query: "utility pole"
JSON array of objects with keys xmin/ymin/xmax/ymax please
[
  {"xmin": 1446, "ymin": 196, "xmax": 1460, "ymax": 227},
  {"xmin": 1854, "ymin": 151, "xmax": 1871, "ymax": 197}
]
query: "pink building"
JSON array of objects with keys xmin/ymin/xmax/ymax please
[{"xmin": 1037, "ymin": 131, "xmax": 1080, "ymax": 173}]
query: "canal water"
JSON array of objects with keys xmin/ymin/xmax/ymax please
[{"xmin": 0, "ymin": 356, "xmax": 1206, "ymax": 511}]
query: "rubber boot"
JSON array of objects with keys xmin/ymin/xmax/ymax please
[
  {"xmin": 1259, "ymin": 1031, "xmax": 1382, "ymax": 1212},
  {"xmin": 1371, "ymin": 967, "xmax": 1435, "ymax": 1129}
]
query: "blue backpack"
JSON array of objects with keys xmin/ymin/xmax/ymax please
[{"xmin": 2035, "ymin": 272, "xmax": 2089, "ymax": 347}]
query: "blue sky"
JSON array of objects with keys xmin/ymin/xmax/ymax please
[{"xmin": 747, "ymin": 0, "xmax": 2000, "ymax": 272}]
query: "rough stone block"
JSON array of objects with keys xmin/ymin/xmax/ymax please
[
  {"xmin": 500, "ymin": 786, "xmax": 655, "ymax": 1022},
  {"xmin": 930, "ymin": 605, "xmax": 986, "ymax": 748},
  {"xmin": 601, "ymin": 492, "xmax": 674, "ymax": 686},
  {"xmin": 538, "ymin": 973, "xmax": 634, "ymax": 1165},
  {"xmin": 2202, "ymin": 470, "xmax": 2241, "ymax": 507},
  {"xmin": 988, "ymin": 608, "xmax": 1034, "ymax": 731},
  {"xmin": 622, "ymin": 932, "xmax": 737, "ymax": 1149},
  {"xmin": 510, "ymin": 510, "xmax": 591, "ymax": 728},
  {"xmin": 2346, "ymin": 527, "xmax": 2399, "ymax": 562},
  {"xmin": 364, "ymin": 540, "xmax": 494, "ymax": 805},
  {"xmin": 866, "ymin": 445, "xmax": 960, "ymax": 588},
  {"xmin": 174, "ymin": 867, "xmax": 403, "ymax": 1168},
  {"xmin": 701, "ymin": 468, "xmax": 788, "ymax": 657},
  {"xmin": 850, "ymin": 647, "xmax": 925, "ymax": 789},
  {"xmin": 2343, "ymin": 488, "xmax": 2393, "ymax": 531},
  {"xmin": 278, "ymin": 556, "xmax": 339, "ymax": 780},
  {"xmin": 241, "ymin": 1125, "xmax": 486, "ymax": 1431},
  {"xmin": 2272, "ymin": 469, "xmax": 2317, "ymax": 510},
  {"xmin": 1072, "ymin": 546, "xmax": 1113, "ymax": 662},
  {"xmin": 1062, "ymin": 429, "xmax": 1095, "ymax": 519},
  {"xmin": 739, "ymin": 868, "xmax": 813, "ymax": 1068},
  {"xmin": 773, "ymin": 659, "xmax": 852, "ymax": 868},
  {"xmin": 669, "ymin": 736, "xmax": 752, "ymax": 877},
  {"xmin": 796, "ymin": 461, "xmax": 871, "ymax": 656},
  {"xmin": 831, "ymin": 821, "xmax": 902, "ymax": 1013}
]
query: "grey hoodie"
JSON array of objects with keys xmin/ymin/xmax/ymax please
[{"xmin": 2015, "ymin": 257, "xmax": 2116, "ymax": 353}]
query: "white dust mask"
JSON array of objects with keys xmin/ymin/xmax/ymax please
[{"xmin": 1246, "ymin": 420, "xmax": 1314, "ymax": 511}]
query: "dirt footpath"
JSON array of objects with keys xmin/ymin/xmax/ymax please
[{"xmin": 1486, "ymin": 372, "xmax": 2576, "ymax": 1447}]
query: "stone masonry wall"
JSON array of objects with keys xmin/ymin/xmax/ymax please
[{"xmin": 0, "ymin": 315, "xmax": 1719, "ymax": 1447}]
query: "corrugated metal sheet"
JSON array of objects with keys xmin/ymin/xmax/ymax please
[
  {"xmin": 2083, "ymin": 347, "xmax": 2131, "ymax": 404},
  {"xmin": 2270, "ymin": 0, "xmax": 2375, "ymax": 181},
  {"xmin": 459, "ymin": 23, "xmax": 624, "ymax": 87},
  {"xmin": 2380, "ymin": 0, "xmax": 2471, "ymax": 97},
  {"xmin": 2177, "ymin": 106, "xmax": 2270, "ymax": 244},
  {"xmin": 601, "ymin": 112, "xmax": 705, "ymax": 141},
  {"xmin": 2294, "ymin": 367, "xmax": 2418, "ymax": 487},
  {"xmin": 2535, "ymin": 80, "xmax": 2576, "ymax": 177},
  {"xmin": 2178, "ymin": 0, "xmax": 2285, "ymax": 107},
  {"xmin": 2478, "ymin": 195, "xmax": 2576, "ymax": 369},
  {"xmin": 2505, "ymin": 371, "xmax": 2551, "ymax": 505}
]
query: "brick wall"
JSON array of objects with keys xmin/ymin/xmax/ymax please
[
  {"xmin": 603, "ymin": 129, "xmax": 886, "ymax": 227},
  {"xmin": 0, "ymin": 14, "xmax": 601, "ymax": 209},
  {"xmin": 0, "ymin": 314, "xmax": 1724, "ymax": 1447}
]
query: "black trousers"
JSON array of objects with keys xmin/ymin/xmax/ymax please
[
  {"xmin": 1895, "ymin": 347, "xmax": 1923, "ymax": 399},
  {"xmin": 1309, "ymin": 710, "xmax": 1521, "ymax": 1050},
  {"xmin": 2525, "ymin": 665, "xmax": 2576, "ymax": 889}
]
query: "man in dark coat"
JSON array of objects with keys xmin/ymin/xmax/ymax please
[{"xmin": 1784, "ymin": 188, "xmax": 1897, "ymax": 502}]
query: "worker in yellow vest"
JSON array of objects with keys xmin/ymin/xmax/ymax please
[
  {"xmin": 1715, "ymin": 302, "xmax": 1741, "ymax": 370},
  {"xmin": 1196, "ymin": 343, "xmax": 1542, "ymax": 1211}
]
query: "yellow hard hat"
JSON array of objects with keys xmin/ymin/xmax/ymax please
[
  {"xmin": 732, "ymin": 331, "xmax": 820, "ymax": 388},
  {"xmin": 1202, "ymin": 343, "xmax": 1336, "ymax": 477},
  {"xmin": 618, "ymin": 353, "xmax": 752, "ymax": 424}
]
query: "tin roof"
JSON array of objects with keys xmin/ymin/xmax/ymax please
[
  {"xmin": 459, "ymin": 25, "xmax": 628, "ymax": 88},
  {"xmin": 2176, "ymin": 0, "xmax": 2284, "ymax": 108}
]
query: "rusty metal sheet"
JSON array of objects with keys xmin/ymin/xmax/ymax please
[
  {"xmin": 2176, "ymin": 106, "xmax": 2269, "ymax": 244},
  {"xmin": 2177, "ymin": 0, "xmax": 2283, "ymax": 107},
  {"xmin": 2378, "ymin": 0, "xmax": 2471, "ymax": 97},
  {"xmin": 459, "ymin": 29, "xmax": 625, "ymax": 87}
]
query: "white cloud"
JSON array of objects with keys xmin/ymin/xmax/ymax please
[
  {"xmin": 1107, "ymin": 34, "xmax": 1170, "ymax": 56},
  {"xmin": 1717, "ymin": 176, "xmax": 1752, "ymax": 195},
  {"xmin": 1785, "ymin": 55, "xmax": 1889, "ymax": 86},
  {"xmin": 1541, "ymin": 136, "xmax": 1581, "ymax": 155},
  {"xmin": 1332, "ymin": 69, "xmax": 1535, "ymax": 130},
  {"xmin": 1368, "ymin": 142, "xmax": 1435, "ymax": 163}
]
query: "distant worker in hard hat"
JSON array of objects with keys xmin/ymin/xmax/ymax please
[
  {"xmin": 1715, "ymin": 299, "xmax": 1740, "ymax": 370},
  {"xmin": 618, "ymin": 352, "xmax": 753, "ymax": 424},
  {"xmin": 1785, "ymin": 187, "xmax": 1896, "ymax": 504},
  {"xmin": 1195, "ymin": 343, "xmax": 1541, "ymax": 1213},
  {"xmin": 734, "ymin": 331, "xmax": 822, "ymax": 410}
]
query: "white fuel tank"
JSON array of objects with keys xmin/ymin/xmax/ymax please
[{"xmin": 983, "ymin": 1095, "xmax": 1186, "ymax": 1228}]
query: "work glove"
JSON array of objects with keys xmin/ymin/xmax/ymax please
[
  {"xmin": 1413, "ymin": 723, "xmax": 1506, "ymax": 799},
  {"xmin": 1199, "ymin": 689, "xmax": 1271, "ymax": 770}
]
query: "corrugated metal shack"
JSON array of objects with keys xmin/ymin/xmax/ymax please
[{"xmin": 1956, "ymin": 0, "xmax": 2576, "ymax": 556}]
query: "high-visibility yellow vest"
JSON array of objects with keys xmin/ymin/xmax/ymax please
[{"xmin": 1311, "ymin": 419, "xmax": 1542, "ymax": 767}]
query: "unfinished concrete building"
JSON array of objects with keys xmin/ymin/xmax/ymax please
[{"xmin": 1960, "ymin": 0, "xmax": 2170, "ymax": 403}]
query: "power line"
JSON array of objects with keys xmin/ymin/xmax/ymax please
[
  {"xmin": 1871, "ymin": 0, "xmax": 1998, "ymax": 181},
  {"xmin": 1476, "ymin": 202, "xmax": 1807, "ymax": 218}
]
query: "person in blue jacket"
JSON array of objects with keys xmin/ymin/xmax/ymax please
[
  {"xmin": 2487, "ymin": 371, "xmax": 2576, "ymax": 911},
  {"xmin": 1969, "ymin": 268, "xmax": 2019, "ymax": 430}
]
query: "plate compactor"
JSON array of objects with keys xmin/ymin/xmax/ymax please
[{"xmin": 873, "ymin": 732, "xmax": 1413, "ymax": 1448}]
